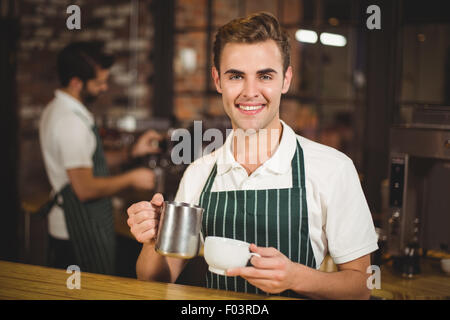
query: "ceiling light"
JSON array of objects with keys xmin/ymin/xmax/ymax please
[
  {"xmin": 320, "ymin": 32, "xmax": 347, "ymax": 47},
  {"xmin": 295, "ymin": 29, "xmax": 318, "ymax": 44}
]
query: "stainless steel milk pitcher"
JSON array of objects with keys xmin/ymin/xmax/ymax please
[{"xmin": 155, "ymin": 201, "xmax": 204, "ymax": 259}]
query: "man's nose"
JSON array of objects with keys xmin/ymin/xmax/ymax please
[{"xmin": 242, "ymin": 78, "xmax": 260, "ymax": 98}]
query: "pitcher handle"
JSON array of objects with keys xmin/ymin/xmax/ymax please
[{"xmin": 198, "ymin": 232, "xmax": 205, "ymax": 256}]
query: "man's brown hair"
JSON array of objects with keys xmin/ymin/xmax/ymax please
[{"xmin": 213, "ymin": 12, "xmax": 291, "ymax": 74}]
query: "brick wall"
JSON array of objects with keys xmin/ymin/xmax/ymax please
[
  {"xmin": 172, "ymin": 0, "xmax": 317, "ymax": 135},
  {"xmin": 17, "ymin": 0, "xmax": 154, "ymax": 197},
  {"xmin": 18, "ymin": 0, "xmax": 154, "ymax": 121}
]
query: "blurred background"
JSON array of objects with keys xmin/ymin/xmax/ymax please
[{"xmin": 1, "ymin": 0, "xmax": 449, "ymax": 284}]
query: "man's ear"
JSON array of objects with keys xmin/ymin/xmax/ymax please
[
  {"xmin": 68, "ymin": 77, "xmax": 84, "ymax": 93},
  {"xmin": 281, "ymin": 66, "xmax": 293, "ymax": 94},
  {"xmin": 211, "ymin": 66, "xmax": 222, "ymax": 94}
]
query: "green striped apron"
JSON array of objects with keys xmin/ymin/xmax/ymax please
[
  {"xmin": 58, "ymin": 112, "xmax": 116, "ymax": 275},
  {"xmin": 199, "ymin": 140, "xmax": 316, "ymax": 296}
]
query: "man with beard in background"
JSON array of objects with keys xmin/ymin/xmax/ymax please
[{"xmin": 39, "ymin": 42, "xmax": 159, "ymax": 275}]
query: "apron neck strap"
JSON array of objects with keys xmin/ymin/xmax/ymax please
[
  {"xmin": 202, "ymin": 140, "xmax": 305, "ymax": 193},
  {"xmin": 202, "ymin": 163, "xmax": 218, "ymax": 194},
  {"xmin": 72, "ymin": 110, "xmax": 96, "ymax": 131},
  {"xmin": 291, "ymin": 141, "xmax": 304, "ymax": 189}
]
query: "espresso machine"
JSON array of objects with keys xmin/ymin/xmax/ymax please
[{"xmin": 385, "ymin": 107, "xmax": 450, "ymax": 277}]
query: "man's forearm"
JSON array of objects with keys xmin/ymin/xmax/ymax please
[
  {"xmin": 91, "ymin": 173, "xmax": 133, "ymax": 198},
  {"xmin": 136, "ymin": 242, "xmax": 174, "ymax": 283},
  {"xmin": 291, "ymin": 264, "xmax": 371, "ymax": 300},
  {"xmin": 73, "ymin": 172, "xmax": 133, "ymax": 201},
  {"xmin": 104, "ymin": 148, "xmax": 129, "ymax": 168}
]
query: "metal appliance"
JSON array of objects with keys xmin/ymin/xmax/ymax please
[{"xmin": 386, "ymin": 107, "xmax": 450, "ymax": 276}]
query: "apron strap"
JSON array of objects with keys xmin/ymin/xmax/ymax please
[
  {"xmin": 291, "ymin": 140, "xmax": 306, "ymax": 189},
  {"xmin": 199, "ymin": 163, "xmax": 217, "ymax": 202},
  {"xmin": 31, "ymin": 193, "xmax": 60, "ymax": 219},
  {"xmin": 201, "ymin": 140, "xmax": 305, "ymax": 192},
  {"xmin": 56, "ymin": 108, "xmax": 115, "ymax": 275}
]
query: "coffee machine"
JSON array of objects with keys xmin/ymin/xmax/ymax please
[{"xmin": 385, "ymin": 107, "xmax": 450, "ymax": 276}]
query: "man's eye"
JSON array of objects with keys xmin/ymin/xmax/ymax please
[
  {"xmin": 260, "ymin": 74, "xmax": 272, "ymax": 80},
  {"xmin": 229, "ymin": 74, "xmax": 242, "ymax": 80}
]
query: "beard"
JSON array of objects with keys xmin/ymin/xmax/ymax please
[{"xmin": 80, "ymin": 86, "xmax": 98, "ymax": 106}]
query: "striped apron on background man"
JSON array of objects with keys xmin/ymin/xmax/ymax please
[
  {"xmin": 199, "ymin": 140, "xmax": 316, "ymax": 297},
  {"xmin": 58, "ymin": 112, "xmax": 116, "ymax": 275}
]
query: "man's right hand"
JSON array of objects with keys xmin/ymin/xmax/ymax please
[
  {"xmin": 127, "ymin": 193, "xmax": 164, "ymax": 244},
  {"xmin": 129, "ymin": 167, "xmax": 155, "ymax": 191}
]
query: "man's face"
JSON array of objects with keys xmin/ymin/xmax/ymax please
[
  {"xmin": 81, "ymin": 68, "xmax": 109, "ymax": 105},
  {"xmin": 212, "ymin": 40, "xmax": 292, "ymax": 132}
]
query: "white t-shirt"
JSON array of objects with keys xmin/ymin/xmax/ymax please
[
  {"xmin": 175, "ymin": 120, "xmax": 378, "ymax": 267},
  {"xmin": 39, "ymin": 90, "xmax": 96, "ymax": 240}
]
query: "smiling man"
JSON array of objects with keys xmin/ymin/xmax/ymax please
[{"xmin": 126, "ymin": 12, "xmax": 378, "ymax": 299}]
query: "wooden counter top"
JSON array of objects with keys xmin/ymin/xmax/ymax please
[
  {"xmin": 370, "ymin": 257, "xmax": 450, "ymax": 300},
  {"xmin": 0, "ymin": 260, "xmax": 298, "ymax": 300},
  {"xmin": 3, "ymin": 257, "xmax": 448, "ymax": 300},
  {"xmin": 113, "ymin": 210, "xmax": 450, "ymax": 300},
  {"xmin": 18, "ymin": 193, "xmax": 450, "ymax": 300}
]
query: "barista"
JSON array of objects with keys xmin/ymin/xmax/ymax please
[
  {"xmin": 40, "ymin": 42, "xmax": 160, "ymax": 275},
  {"xmin": 126, "ymin": 13, "xmax": 378, "ymax": 299}
]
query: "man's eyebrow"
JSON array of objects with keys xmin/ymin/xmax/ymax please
[
  {"xmin": 223, "ymin": 68, "xmax": 278, "ymax": 75},
  {"xmin": 257, "ymin": 68, "xmax": 277, "ymax": 74},
  {"xmin": 224, "ymin": 69, "xmax": 244, "ymax": 75}
]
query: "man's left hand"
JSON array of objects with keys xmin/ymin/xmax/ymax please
[
  {"xmin": 226, "ymin": 244, "xmax": 297, "ymax": 294},
  {"xmin": 131, "ymin": 130, "xmax": 163, "ymax": 158}
]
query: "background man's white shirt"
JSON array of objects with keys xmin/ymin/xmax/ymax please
[
  {"xmin": 39, "ymin": 90, "xmax": 96, "ymax": 240},
  {"xmin": 175, "ymin": 120, "xmax": 378, "ymax": 267}
]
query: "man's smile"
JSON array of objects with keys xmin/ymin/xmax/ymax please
[{"xmin": 235, "ymin": 103, "xmax": 266, "ymax": 115}]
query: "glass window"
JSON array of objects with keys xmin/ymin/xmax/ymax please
[
  {"xmin": 174, "ymin": 32, "xmax": 207, "ymax": 93},
  {"xmin": 400, "ymin": 24, "xmax": 450, "ymax": 105}
]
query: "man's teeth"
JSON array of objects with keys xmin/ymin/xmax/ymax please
[{"xmin": 238, "ymin": 105, "xmax": 264, "ymax": 111}]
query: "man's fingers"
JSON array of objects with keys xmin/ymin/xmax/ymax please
[
  {"xmin": 250, "ymin": 244, "xmax": 280, "ymax": 257},
  {"xmin": 226, "ymin": 266, "xmax": 276, "ymax": 279},
  {"xmin": 127, "ymin": 194, "xmax": 163, "ymax": 217},
  {"xmin": 225, "ymin": 268, "xmax": 281, "ymax": 294},
  {"xmin": 245, "ymin": 278, "xmax": 282, "ymax": 294},
  {"xmin": 151, "ymin": 193, "xmax": 164, "ymax": 207},
  {"xmin": 127, "ymin": 201, "xmax": 151, "ymax": 216},
  {"xmin": 134, "ymin": 227, "xmax": 158, "ymax": 244},
  {"xmin": 128, "ymin": 210, "xmax": 159, "ymax": 226},
  {"xmin": 130, "ymin": 219, "xmax": 158, "ymax": 236},
  {"xmin": 137, "ymin": 219, "xmax": 159, "ymax": 232},
  {"xmin": 249, "ymin": 255, "xmax": 284, "ymax": 270},
  {"xmin": 226, "ymin": 267, "xmax": 247, "ymax": 277}
]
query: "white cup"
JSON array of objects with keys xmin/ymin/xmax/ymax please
[
  {"xmin": 441, "ymin": 258, "xmax": 450, "ymax": 274},
  {"xmin": 203, "ymin": 236, "xmax": 261, "ymax": 275}
]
